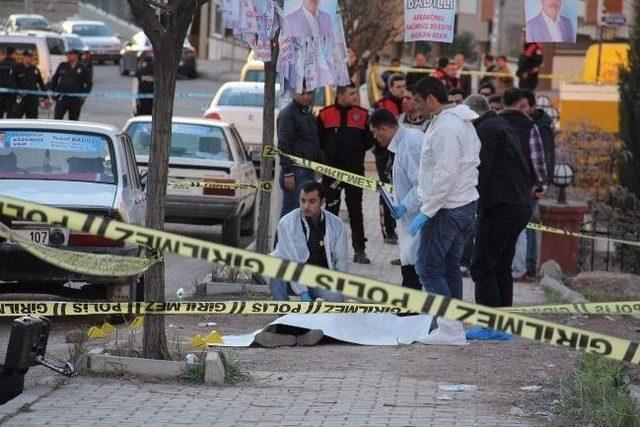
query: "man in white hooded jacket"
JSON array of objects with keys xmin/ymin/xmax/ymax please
[
  {"xmin": 411, "ymin": 76, "xmax": 480, "ymax": 302},
  {"xmin": 269, "ymin": 181, "xmax": 347, "ymax": 302},
  {"xmin": 369, "ymin": 108, "xmax": 424, "ymax": 289}
]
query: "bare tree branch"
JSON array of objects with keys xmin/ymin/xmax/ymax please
[{"xmin": 129, "ymin": 0, "xmax": 164, "ymax": 40}]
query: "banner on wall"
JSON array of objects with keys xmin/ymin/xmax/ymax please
[
  {"xmin": 277, "ymin": 0, "xmax": 349, "ymax": 94},
  {"xmin": 403, "ymin": 0, "xmax": 457, "ymax": 43},
  {"xmin": 525, "ymin": 0, "xmax": 577, "ymax": 43}
]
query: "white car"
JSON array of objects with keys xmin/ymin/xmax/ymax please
[
  {"xmin": 59, "ymin": 20, "xmax": 121, "ymax": 63},
  {"xmin": 204, "ymin": 82, "xmax": 279, "ymax": 152},
  {"xmin": 8, "ymin": 31, "xmax": 67, "ymax": 78},
  {"xmin": 4, "ymin": 14, "xmax": 51, "ymax": 32},
  {"xmin": 0, "ymin": 120, "xmax": 147, "ymax": 302},
  {"xmin": 123, "ymin": 117, "xmax": 259, "ymax": 247},
  {"xmin": 0, "ymin": 34, "xmax": 56, "ymax": 83}
]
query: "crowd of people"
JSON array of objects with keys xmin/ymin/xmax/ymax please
[{"xmin": 264, "ymin": 47, "xmax": 556, "ymax": 345}]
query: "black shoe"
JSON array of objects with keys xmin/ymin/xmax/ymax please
[
  {"xmin": 254, "ymin": 331, "xmax": 297, "ymax": 347},
  {"xmin": 353, "ymin": 251, "xmax": 371, "ymax": 264},
  {"xmin": 390, "ymin": 258, "xmax": 401, "ymax": 266},
  {"xmin": 297, "ymin": 329, "xmax": 324, "ymax": 346}
]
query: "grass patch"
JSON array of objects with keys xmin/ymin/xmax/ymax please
[
  {"xmin": 181, "ymin": 356, "xmax": 206, "ymax": 384},
  {"xmin": 543, "ymin": 287, "xmax": 569, "ymax": 305},
  {"xmin": 67, "ymin": 325, "xmax": 90, "ymax": 363},
  {"xmin": 555, "ymin": 354, "xmax": 640, "ymax": 426},
  {"xmin": 581, "ymin": 290, "xmax": 596, "ymax": 301},
  {"xmin": 220, "ymin": 352, "xmax": 251, "ymax": 385}
]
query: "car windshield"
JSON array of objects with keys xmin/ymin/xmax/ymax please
[
  {"xmin": 72, "ymin": 24, "xmax": 113, "ymax": 37},
  {"xmin": 64, "ymin": 36, "xmax": 86, "ymax": 51},
  {"xmin": 0, "ymin": 43, "xmax": 39, "ymax": 64},
  {"xmin": 127, "ymin": 122, "xmax": 231, "ymax": 161},
  {"xmin": 46, "ymin": 37, "xmax": 65, "ymax": 55},
  {"xmin": 244, "ymin": 70, "xmax": 265, "ymax": 82},
  {"xmin": 218, "ymin": 87, "xmax": 264, "ymax": 107},
  {"xmin": 0, "ymin": 130, "xmax": 116, "ymax": 184},
  {"xmin": 16, "ymin": 18, "xmax": 49, "ymax": 29}
]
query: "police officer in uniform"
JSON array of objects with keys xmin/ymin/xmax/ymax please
[
  {"xmin": 9, "ymin": 49, "xmax": 51, "ymax": 118},
  {"xmin": 50, "ymin": 48, "xmax": 92, "ymax": 120},
  {"xmin": 318, "ymin": 84, "xmax": 375, "ymax": 264},
  {"xmin": 0, "ymin": 46, "xmax": 17, "ymax": 118},
  {"xmin": 135, "ymin": 56, "xmax": 154, "ymax": 116}
]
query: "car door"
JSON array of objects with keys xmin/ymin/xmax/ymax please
[
  {"xmin": 118, "ymin": 133, "xmax": 146, "ymax": 226},
  {"xmin": 228, "ymin": 125, "xmax": 257, "ymax": 214}
]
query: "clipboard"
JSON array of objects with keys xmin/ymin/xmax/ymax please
[{"xmin": 379, "ymin": 185, "xmax": 396, "ymax": 214}]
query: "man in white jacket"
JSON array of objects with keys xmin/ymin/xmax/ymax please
[
  {"xmin": 269, "ymin": 181, "xmax": 347, "ymax": 302},
  {"xmin": 410, "ymin": 76, "xmax": 480, "ymax": 300},
  {"xmin": 369, "ymin": 108, "xmax": 424, "ymax": 289}
]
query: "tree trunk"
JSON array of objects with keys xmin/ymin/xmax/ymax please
[
  {"xmin": 255, "ymin": 33, "xmax": 280, "ymax": 254},
  {"xmin": 142, "ymin": 37, "xmax": 181, "ymax": 360}
]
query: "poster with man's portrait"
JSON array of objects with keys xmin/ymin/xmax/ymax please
[
  {"xmin": 525, "ymin": 0, "xmax": 577, "ymax": 43},
  {"xmin": 281, "ymin": 0, "xmax": 335, "ymax": 39}
]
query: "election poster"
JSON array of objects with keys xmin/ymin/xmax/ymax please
[
  {"xmin": 222, "ymin": 0, "xmax": 278, "ymax": 61},
  {"xmin": 404, "ymin": 0, "xmax": 457, "ymax": 43},
  {"xmin": 277, "ymin": 0, "xmax": 349, "ymax": 94},
  {"xmin": 525, "ymin": 0, "xmax": 577, "ymax": 43}
]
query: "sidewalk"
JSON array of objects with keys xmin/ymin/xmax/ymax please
[{"xmin": 0, "ymin": 189, "xmax": 558, "ymax": 426}]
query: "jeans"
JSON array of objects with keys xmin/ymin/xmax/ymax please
[
  {"xmin": 415, "ymin": 201, "xmax": 477, "ymax": 299},
  {"xmin": 512, "ymin": 231, "xmax": 527, "ymax": 277},
  {"xmin": 471, "ymin": 204, "xmax": 532, "ymax": 307},
  {"xmin": 269, "ymin": 278, "xmax": 344, "ymax": 302},
  {"xmin": 525, "ymin": 201, "xmax": 539, "ymax": 276},
  {"xmin": 279, "ymin": 167, "xmax": 316, "ymax": 218}
]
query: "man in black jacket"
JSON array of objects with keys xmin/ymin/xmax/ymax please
[
  {"xmin": 318, "ymin": 84, "xmax": 375, "ymax": 264},
  {"xmin": 50, "ymin": 49, "xmax": 92, "ymax": 120},
  {"xmin": 277, "ymin": 88, "xmax": 322, "ymax": 217},
  {"xmin": 135, "ymin": 56, "xmax": 154, "ymax": 116},
  {"xmin": 465, "ymin": 95, "xmax": 532, "ymax": 308},
  {"xmin": 8, "ymin": 50, "xmax": 51, "ymax": 118},
  {"xmin": 0, "ymin": 47, "xmax": 16, "ymax": 118}
]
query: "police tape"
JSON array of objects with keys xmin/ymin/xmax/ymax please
[
  {"xmin": 1, "ymin": 195, "xmax": 640, "ymax": 364},
  {"xmin": 261, "ymin": 145, "xmax": 393, "ymax": 193},
  {"xmin": 167, "ymin": 179, "xmax": 273, "ymax": 192},
  {"xmin": 528, "ymin": 223, "xmax": 640, "ymax": 248},
  {"xmin": 0, "ymin": 87, "xmax": 212, "ymax": 100},
  {"xmin": 3, "ymin": 299, "xmax": 639, "ymax": 318},
  {"xmin": 0, "ymin": 223, "xmax": 158, "ymax": 277}
]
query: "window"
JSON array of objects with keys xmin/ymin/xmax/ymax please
[
  {"xmin": 245, "ymin": 70, "xmax": 265, "ymax": 82},
  {"xmin": 46, "ymin": 37, "xmax": 65, "ymax": 55},
  {"xmin": 218, "ymin": 87, "xmax": 264, "ymax": 107},
  {"xmin": 213, "ymin": 4, "xmax": 224, "ymax": 35},
  {"xmin": 230, "ymin": 127, "xmax": 248, "ymax": 161},
  {"xmin": 72, "ymin": 24, "xmax": 113, "ymax": 37},
  {"xmin": 0, "ymin": 43, "xmax": 39, "ymax": 64},
  {"xmin": 15, "ymin": 17, "xmax": 49, "ymax": 30},
  {"xmin": 63, "ymin": 36, "xmax": 87, "ymax": 51},
  {"xmin": 0, "ymin": 130, "xmax": 116, "ymax": 184},
  {"xmin": 126, "ymin": 122, "xmax": 232, "ymax": 161},
  {"xmin": 119, "ymin": 134, "xmax": 141, "ymax": 189}
]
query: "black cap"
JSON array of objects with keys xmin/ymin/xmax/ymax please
[
  {"xmin": 65, "ymin": 48, "xmax": 80, "ymax": 55},
  {"xmin": 6, "ymin": 46, "xmax": 15, "ymax": 56},
  {"xmin": 22, "ymin": 49, "xmax": 34, "ymax": 57}
]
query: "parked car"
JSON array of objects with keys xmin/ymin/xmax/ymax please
[
  {"xmin": 4, "ymin": 14, "xmax": 51, "ymax": 33},
  {"xmin": 0, "ymin": 120, "xmax": 147, "ymax": 302},
  {"xmin": 240, "ymin": 50, "xmax": 333, "ymax": 110},
  {"xmin": 0, "ymin": 34, "xmax": 55, "ymax": 83},
  {"xmin": 204, "ymin": 82, "xmax": 278, "ymax": 152},
  {"xmin": 59, "ymin": 20, "xmax": 120, "ymax": 64},
  {"xmin": 10, "ymin": 31, "xmax": 67, "ymax": 77},
  {"xmin": 123, "ymin": 117, "xmax": 257, "ymax": 247},
  {"xmin": 119, "ymin": 31, "xmax": 197, "ymax": 78},
  {"xmin": 60, "ymin": 33, "xmax": 91, "ymax": 55}
]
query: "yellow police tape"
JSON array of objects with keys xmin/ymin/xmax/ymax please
[
  {"xmin": 0, "ymin": 223, "xmax": 158, "ymax": 277},
  {"xmin": 261, "ymin": 145, "xmax": 393, "ymax": 193},
  {"xmin": 3, "ymin": 300, "xmax": 639, "ymax": 318},
  {"xmin": 260, "ymin": 144, "xmax": 639, "ymax": 249},
  {"xmin": 1, "ymin": 195, "xmax": 639, "ymax": 364},
  {"xmin": 168, "ymin": 179, "xmax": 273, "ymax": 192}
]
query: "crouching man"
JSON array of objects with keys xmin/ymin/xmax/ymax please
[{"xmin": 256, "ymin": 182, "xmax": 346, "ymax": 347}]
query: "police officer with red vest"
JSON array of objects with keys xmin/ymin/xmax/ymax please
[{"xmin": 318, "ymin": 84, "xmax": 375, "ymax": 264}]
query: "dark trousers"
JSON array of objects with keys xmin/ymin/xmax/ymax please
[
  {"xmin": 323, "ymin": 173, "xmax": 365, "ymax": 252},
  {"xmin": 9, "ymin": 97, "xmax": 38, "ymax": 118},
  {"xmin": 135, "ymin": 99, "xmax": 153, "ymax": 116},
  {"xmin": 401, "ymin": 265, "xmax": 421, "ymax": 290},
  {"xmin": 471, "ymin": 204, "xmax": 532, "ymax": 307},
  {"xmin": 54, "ymin": 97, "xmax": 83, "ymax": 121},
  {"xmin": 0, "ymin": 94, "xmax": 15, "ymax": 118},
  {"xmin": 379, "ymin": 197, "xmax": 397, "ymax": 240}
]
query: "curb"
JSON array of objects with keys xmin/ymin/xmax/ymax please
[
  {"xmin": 539, "ymin": 275, "xmax": 587, "ymax": 303},
  {"xmin": 0, "ymin": 376, "xmax": 67, "ymax": 423}
]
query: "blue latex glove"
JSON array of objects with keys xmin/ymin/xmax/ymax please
[
  {"xmin": 466, "ymin": 327, "xmax": 515, "ymax": 341},
  {"xmin": 410, "ymin": 213, "xmax": 430, "ymax": 236},
  {"xmin": 392, "ymin": 204, "xmax": 407, "ymax": 220},
  {"xmin": 299, "ymin": 292, "xmax": 313, "ymax": 302}
]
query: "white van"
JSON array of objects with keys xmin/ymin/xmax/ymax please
[
  {"xmin": 0, "ymin": 34, "xmax": 56, "ymax": 83},
  {"xmin": 9, "ymin": 31, "xmax": 67, "ymax": 77}
]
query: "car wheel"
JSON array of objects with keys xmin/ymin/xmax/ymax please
[
  {"xmin": 114, "ymin": 56, "xmax": 121, "ymax": 65},
  {"xmin": 222, "ymin": 216, "xmax": 241, "ymax": 247},
  {"xmin": 240, "ymin": 204, "xmax": 256, "ymax": 237},
  {"xmin": 119, "ymin": 60, "xmax": 129, "ymax": 76}
]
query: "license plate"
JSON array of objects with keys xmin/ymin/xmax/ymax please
[{"xmin": 14, "ymin": 228, "xmax": 50, "ymax": 245}]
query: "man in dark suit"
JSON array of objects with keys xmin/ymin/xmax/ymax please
[
  {"xmin": 526, "ymin": 0, "xmax": 575, "ymax": 43},
  {"xmin": 282, "ymin": 0, "xmax": 332, "ymax": 38}
]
